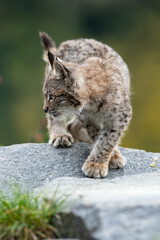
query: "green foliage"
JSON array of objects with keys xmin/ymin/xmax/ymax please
[{"xmin": 0, "ymin": 184, "xmax": 65, "ymax": 240}]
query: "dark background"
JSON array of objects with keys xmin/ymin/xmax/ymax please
[{"xmin": 0, "ymin": 0, "xmax": 160, "ymax": 151}]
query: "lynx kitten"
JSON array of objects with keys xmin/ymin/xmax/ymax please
[{"xmin": 40, "ymin": 32, "xmax": 132, "ymax": 178}]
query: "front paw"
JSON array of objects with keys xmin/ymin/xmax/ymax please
[
  {"xmin": 82, "ymin": 159, "xmax": 108, "ymax": 178},
  {"xmin": 109, "ymin": 149, "xmax": 126, "ymax": 169},
  {"xmin": 49, "ymin": 133, "xmax": 73, "ymax": 148}
]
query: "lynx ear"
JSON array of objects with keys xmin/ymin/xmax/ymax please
[
  {"xmin": 39, "ymin": 32, "xmax": 56, "ymax": 62},
  {"xmin": 47, "ymin": 51, "xmax": 55, "ymax": 68},
  {"xmin": 39, "ymin": 32, "xmax": 56, "ymax": 51},
  {"xmin": 54, "ymin": 59, "xmax": 71, "ymax": 78}
]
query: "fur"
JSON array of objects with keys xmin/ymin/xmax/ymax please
[{"xmin": 40, "ymin": 32, "xmax": 132, "ymax": 178}]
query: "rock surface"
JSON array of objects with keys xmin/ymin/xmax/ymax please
[{"xmin": 0, "ymin": 143, "xmax": 160, "ymax": 240}]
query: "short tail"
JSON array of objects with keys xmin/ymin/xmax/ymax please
[{"xmin": 39, "ymin": 32, "xmax": 56, "ymax": 61}]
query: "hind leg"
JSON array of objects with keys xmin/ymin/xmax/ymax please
[
  {"xmin": 109, "ymin": 147, "xmax": 126, "ymax": 169},
  {"xmin": 67, "ymin": 117, "xmax": 93, "ymax": 144}
]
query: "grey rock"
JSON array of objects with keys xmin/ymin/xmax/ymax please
[
  {"xmin": 0, "ymin": 143, "xmax": 159, "ymax": 188},
  {"xmin": 39, "ymin": 173, "xmax": 160, "ymax": 240},
  {"xmin": 0, "ymin": 143, "xmax": 160, "ymax": 240}
]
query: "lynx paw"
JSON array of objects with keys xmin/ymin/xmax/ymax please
[
  {"xmin": 109, "ymin": 150, "xmax": 126, "ymax": 169},
  {"xmin": 49, "ymin": 134, "xmax": 73, "ymax": 148},
  {"xmin": 82, "ymin": 160, "xmax": 108, "ymax": 178}
]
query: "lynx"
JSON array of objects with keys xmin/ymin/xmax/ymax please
[{"xmin": 40, "ymin": 32, "xmax": 132, "ymax": 178}]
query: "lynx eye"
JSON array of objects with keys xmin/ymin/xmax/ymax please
[{"xmin": 48, "ymin": 94, "xmax": 54, "ymax": 101}]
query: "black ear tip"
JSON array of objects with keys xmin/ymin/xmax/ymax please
[
  {"xmin": 39, "ymin": 32, "xmax": 49, "ymax": 44},
  {"xmin": 39, "ymin": 32, "xmax": 56, "ymax": 50}
]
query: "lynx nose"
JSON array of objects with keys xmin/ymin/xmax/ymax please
[{"xmin": 43, "ymin": 106, "xmax": 48, "ymax": 113}]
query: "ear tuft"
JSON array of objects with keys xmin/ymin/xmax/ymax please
[
  {"xmin": 39, "ymin": 32, "xmax": 56, "ymax": 50},
  {"xmin": 48, "ymin": 51, "xmax": 55, "ymax": 68}
]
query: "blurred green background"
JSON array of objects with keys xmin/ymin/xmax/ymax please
[{"xmin": 0, "ymin": 0, "xmax": 160, "ymax": 151}]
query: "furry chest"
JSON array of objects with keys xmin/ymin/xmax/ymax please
[{"xmin": 79, "ymin": 103, "xmax": 105, "ymax": 129}]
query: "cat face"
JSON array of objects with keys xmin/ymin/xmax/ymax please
[{"xmin": 42, "ymin": 52, "xmax": 80, "ymax": 119}]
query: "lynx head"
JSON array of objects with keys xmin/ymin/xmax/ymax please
[{"xmin": 42, "ymin": 50, "xmax": 81, "ymax": 119}]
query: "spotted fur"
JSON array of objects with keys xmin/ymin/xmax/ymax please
[{"xmin": 40, "ymin": 32, "xmax": 132, "ymax": 178}]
